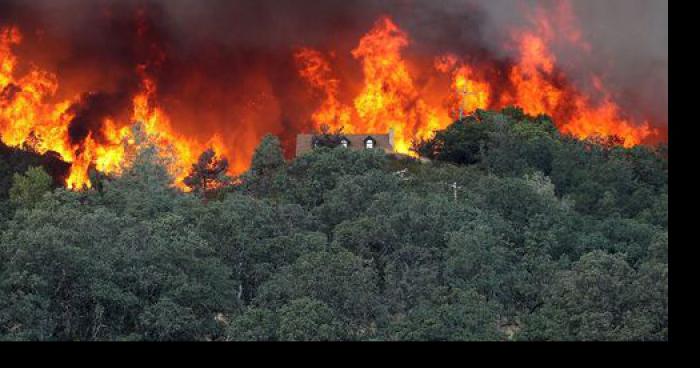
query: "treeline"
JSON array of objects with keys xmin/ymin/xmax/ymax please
[{"xmin": 0, "ymin": 107, "xmax": 668, "ymax": 341}]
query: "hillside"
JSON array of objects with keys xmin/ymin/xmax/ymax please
[{"xmin": 0, "ymin": 108, "xmax": 668, "ymax": 341}]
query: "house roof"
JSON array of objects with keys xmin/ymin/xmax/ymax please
[{"xmin": 295, "ymin": 131, "xmax": 394, "ymax": 157}]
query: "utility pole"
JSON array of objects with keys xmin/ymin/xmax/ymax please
[
  {"xmin": 448, "ymin": 181, "xmax": 462, "ymax": 201},
  {"xmin": 457, "ymin": 86, "xmax": 479, "ymax": 120},
  {"xmin": 393, "ymin": 168, "xmax": 410, "ymax": 181}
]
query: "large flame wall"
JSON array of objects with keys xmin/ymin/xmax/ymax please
[{"xmin": 0, "ymin": 0, "xmax": 667, "ymax": 189}]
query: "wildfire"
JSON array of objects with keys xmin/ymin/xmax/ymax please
[
  {"xmin": 297, "ymin": 17, "xmax": 447, "ymax": 154},
  {"xmin": 299, "ymin": 12, "xmax": 659, "ymax": 152},
  {"xmin": 435, "ymin": 55, "xmax": 490, "ymax": 117},
  {"xmin": 1, "ymin": 3, "xmax": 663, "ymax": 191},
  {"xmin": 1, "ymin": 26, "xmax": 75, "ymax": 174},
  {"xmin": 130, "ymin": 70, "xmax": 228, "ymax": 190},
  {"xmin": 500, "ymin": 7, "xmax": 656, "ymax": 148},
  {"xmin": 1, "ymin": 25, "xmax": 227, "ymax": 190},
  {"xmin": 294, "ymin": 48, "xmax": 352, "ymax": 132}
]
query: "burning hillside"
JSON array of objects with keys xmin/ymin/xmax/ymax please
[{"xmin": 0, "ymin": 0, "xmax": 667, "ymax": 190}]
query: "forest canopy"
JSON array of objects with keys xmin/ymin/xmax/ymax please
[{"xmin": 0, "ymin": 107, "xmax": 668, "ymax": 341}]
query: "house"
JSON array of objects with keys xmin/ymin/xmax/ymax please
[{"xmin": 295, "ymin": 129, "xmax": 395, "ymax": 157}]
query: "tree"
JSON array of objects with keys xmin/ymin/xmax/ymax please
[
  {"xmin": 277, "ymin": 298, "xmax": 344, "ymax": 341},
  {"xmin": 226, "ymin": 307, "xmax": 278, "ymax": 341},
  {"xmin": 0, "ymin": 189, "xmax": 236, "ymax": 340},
  {"xmin": 191, "ymin": 194, "xmax": 317, "ymax": 303},
  {"xmin": 0, "ymin": 193, "xmax": 122, "ymax": 340},
  {"xmin": 183, "ymin": 148, "xmax": 231, "ymax": 198},
  {"xmin": 413, "ymin": 114, "xmax": 496, "ymax": 165},
  {"xmin": 244, "ymin": 134, "xmax": 287, "ymax": 198},
  {"xmin": 312, "ymin": 123, "xmax": 345, "ymax": 148},
  {"xmin": 0, "ymin": 139, "xmax": 69, "ymax": 201},
  {"xmin": 0, "ymin": 107, "xmax": 668, "ymax": 341},
  {"xmin": 251, "ymin": 134, "xmax": 285, "ymax": 176},
  {"xmin": 480, "ymin": 117, "xmax": 557, "ymax": 177},
  {"xmin": 386, "ymin": 288, "xmax": 503, "ymax": 341},
  {"xmin": 383, "ymin": 245, "xmax": 443, "ymax": 315},
  {"xmin": 283, "ymin": 146, "xmax": 387, "ymax": 208},
  {"xmin": 125, "ymin": 214, "xmax": 237, "ymax": 341},
  {"xmin": 444, "ymin": 222, "xmax": 519, "ymax": 309},
  {"xmin": 254, "ymin": 247, "xmax": 380, "ymax": 339},
  {"xmin": 99, "ymin": 138, "xmax": 181, "ymax": 219},
  {"xmin": 314, "ymin": 169, "xmax": 399, "ymax": 231},
  {"xmin": 518, "ymin": 250, "xmax": 665, "ymax": 341},
  {"xmin": 8, "ymin": 166, "xmax": 52, "ymax": 209}
]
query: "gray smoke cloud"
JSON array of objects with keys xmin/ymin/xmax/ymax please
[{"xmin": 476, "ymin": 0, "xmax": 667, "ymax": 127}]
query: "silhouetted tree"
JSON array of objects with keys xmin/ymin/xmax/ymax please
[
  {"xmin": 184, "ymin": 148, "xmax": 231, "ymax": 198},
  {"xmin": 312, "ymin": 124, "xmax": 345, "ymax": 148},
  {"xmin": 244, "ymin": 134, "xmax": 287, "ymax": 198}
]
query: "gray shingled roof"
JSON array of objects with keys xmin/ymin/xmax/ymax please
[{"xmin": 295, "ymin": 131, "xmax": 395, "ymax": 157}]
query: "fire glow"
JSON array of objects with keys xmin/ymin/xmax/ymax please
[{"xmin": 1, "ymin": 4, "xmax": 663, "ymax": 190}]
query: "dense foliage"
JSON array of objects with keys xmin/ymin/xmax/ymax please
[{"xmin": 0, "ymin": 107, "xmax": 667, "ymax": 341}]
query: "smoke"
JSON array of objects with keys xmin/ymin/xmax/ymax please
[
  {"xmin": 0, "ymin": 0, "xmax": 668, "ymax": 160},
  {"xmin": 567, "ymin": 0, "xmax": 668, "ymax": 128},
  {"xmin": 66, "ymin": 89, "xmax": 135, "ymax": 145},
  {"xmin": 474, "ymin": 0, "xmax": 668, "ymax": 129}
]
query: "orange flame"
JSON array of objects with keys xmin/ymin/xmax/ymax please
[
  {"xmin": 1, "ymin": 25, "xmax": 227, "ymax": 190},
  {"xmin": 1, "ymin": 4, "xmax": 665, "ymax": 192},
  {"xmin": 351, "ymin": 17, "xmax": 446, "ymax": 153},
  {"xmin": 297, "ymin": 17, "xmax": 447, "ymax": 154},
  {"xmin": 2, "ymin": 26, "xmax": 76, "ymax": 178},
  {"xmin": 501, "ymin": 7, "xmax": 656, "ymax": 147},
  {"xmin": 434, "ymin": 55, "xmax": 490, "ymax": 117},
  {"xmin": 130, "ymin": 68, "xmax": 228, "ymax": 190},
  {"xmin": 298, "ymin": 12, "xmax": 658, "ymax": 151},
  {"xmin": 295, "ymin": 48, "xmax": 352, "ymax": 131}
]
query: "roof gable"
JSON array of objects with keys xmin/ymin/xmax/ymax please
[{"xmin": 295, "ymin": 131, "xmax": 395, "ymax": 156}]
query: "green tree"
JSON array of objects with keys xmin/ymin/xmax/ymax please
[
  {"xmin": 183, "ymin": 148, "xmax": 231, "ymax": 199},
  {"xmin": 251, "ymin": 134, "xmax": 285, "ymax": 175},
  {"xmin": 383, "ymin": 245, "xmax": 444, "ymax": 315},
  {"xmin": 255, "ymin": 246, "xmax": 380, "ymax": 339},
  {"xmin": 277, "ymin": 298, "xmax": 343, "ymax": 341},
  {"xmin": 99, "ymin": 135, "xmax": 181, "ymax": 219},
  {"xmin": 9, "ymin": 166, "xmax": 52, "ymax": 209},
  {"xmin": 314, "ymin": 169, "xmax": 399, "ymax": 231},
  {"xmin": 386, "ymin": 288, "xmax": 503, "ymax": 341},
  {"xmin": 444, "ymin": 222, "xmax": 519, "ymax": 310},
  {"xmin": 518, "ymin": 250, "xmax": 664, "ymax": 341},
  {"xmin": 0, "ymin": 139, "xmax": 69, "ymax": 201},
  {"xmin": 244, "ymin": 134, "xmax": 287, "ymax": 198},
  {"xmin": 283, "ymin": 147, "xmax": 387, "ymax": 208},
  {"xmin": 191, "ymin": 194, "xmax": 317, "ymax": 303},
  {"xmin": 226, "ymin": 307, "xmax": 278, "ymax": 341},
  {"xmin": 0, "ymin": 157, "xmax": 236, "ymax": 340},
  {"xmin": 413, "ymin": 113, "xmax": 496, "ymax": 165}
]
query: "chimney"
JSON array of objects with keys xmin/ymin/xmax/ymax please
[{"xmin": 388, "ymin": 128, "xmax": 394, "ymax": 151}]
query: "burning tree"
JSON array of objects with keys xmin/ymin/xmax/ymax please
[
  {"xmin": 312, "ymin": 123, "xmax": 345, "ymax": 149},
  {"xmin": 183, "ymin": 148, "xmax": 231, "ymax": 197}
]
